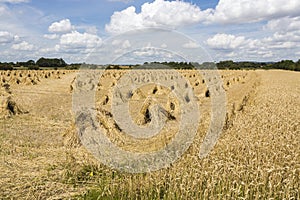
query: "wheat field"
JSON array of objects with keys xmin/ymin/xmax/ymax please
[{"xmin": 0, "ymin": 69, "xmax": 299, "ymax": 199}]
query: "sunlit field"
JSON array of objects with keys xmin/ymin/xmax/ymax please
[{"xmin": 0, "ymin": 69, "xmax": 299, "ymax": 199}]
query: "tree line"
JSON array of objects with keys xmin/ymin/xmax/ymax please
[
  {"xmin": 0, "ymin": 57, "xmax": 80, "ymax": 70},
  {"xmin": 143, "ymin": 60, "xmax": 300, "ymax": 71},
  {"xmin": 0, "ymin": 58, "xmax": 300, "ymax": 71},
  {"xmin": 216, "ymin": 60, "xmax": 300, "ymax": 71}
]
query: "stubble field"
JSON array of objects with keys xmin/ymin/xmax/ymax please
[{"xmin": 0, "ymin": 69, "xmax": 299, "ymax": 199}]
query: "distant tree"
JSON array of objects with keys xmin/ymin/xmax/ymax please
[
  {"xmin": 27, "ymin": 60, "xmax": 35, "ymax": 65},
  {"xmin": 160, "ymin": 61, "xmax": 194, "ymax": 69},
  {"xmin": 217, "ymin": 60, "xmax": 237, "ymax": 69},
  {"xmin": 295, "ymin": 59, "xmax": 300, "ymax": 71},
  {"xmin": 236, "ymin": 62, "xmax": 261, "ymax": 69},
  {"xmin": 201, "ymin": 62, "xmax": 215, "ymax": 69},
  {"xmin": 66, "ymin": 63, "xmax": 81, "ymax": 70},
  {"xmin": 36, "ymin": 57, "xmax": 67, "ymax": 68},
  {"xmin": 16, "ymin": 60, "xmax": 36, "ymax": 68},
  {"xmin": 27, "ymin": 65, "xmax": 39, "ymax": 70},
  {"xmin": 272, "ymin": 60, "xmax": 295, "ymax": 71},
  {"xmin": 36, "ymin": 57, "xmax": 47, "ymax": 67},
  {"xmin": 0, "ymin": 62, "xmax": 14, "ymax": 70}
]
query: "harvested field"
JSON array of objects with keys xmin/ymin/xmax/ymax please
[{"xmin": 0, "ymin": 69, "xmax": 299, "ymax": 199}]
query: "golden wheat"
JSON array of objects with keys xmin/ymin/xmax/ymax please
[{"xmin": 0, "ymin": 69, "xmax": 299, "ymax": 199}]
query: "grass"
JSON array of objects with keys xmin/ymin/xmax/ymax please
[{"xmin": 70, "ymin": 148, "xmax": 298, "ymax": 199}]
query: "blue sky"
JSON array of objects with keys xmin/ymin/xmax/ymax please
[{"xmin": 0, "ymin": 0, "xmax": 300, "ymax": 63}]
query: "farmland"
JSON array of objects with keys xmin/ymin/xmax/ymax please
[{"xmin": 0, "ymin": 69, "xmax": 299, "ymax": 199}]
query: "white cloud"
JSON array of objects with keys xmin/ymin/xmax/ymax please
[
  {"xmin": 48, "ymin": 19, "xmax": 74, "ymax": 33},
  {"xmin": 105, "ymin": 0, "xmax": 209, "ymax": 34},
  {"xmin": 206, "ymin": 29, "xmax": 300, "ymax": 61},
  {"xmin": 43, "ymin": 34, "xmax": 59, "ymax": 40},
  {"xmin": 122, "ymin": 40, "xmax": 131, "ymax": 49},
  {"xmin": 132, "ymin": 48, "xmax": 176, "ymax": 59},
  {"xmin": 56, "ymin": 31, "xmax": 102, "ymax": 53},
  {"xmin": 269, "ymin": 41, "xmax": 298, "ymax": 49},
  {"xmin": 0, "ymin": 0, "xmax": 29, "ymax": 3},
  {"xmin": 0, "ymin": 31, "xmax": 18, "ymax": 44},
  {"xmin": 207, "ymin": 33, "xmax": 246, "ymax": 49},
  {"xmin": 106, "ymin": 0, "xmax": 300, "ymax": 35},
  {"xmin": 161, "ymin": 43, "xmax": 167, "ymax": 48},
  {"xmin": 84, "ymin": 26, "xmax": 98, "ymax": 34},
  {"xmin": 111, "ymin": 39, "xmax": 120, "ymax": 46},
  {"xmin": 182, "ymin": 41, "xmax": 200, "ymax": 49},
  {"xmin": 74, "ymin": 25, "xmax": 99, "ymax": 35},
  {"xmin": 207, "ymin": 0, "xmax": 300, "ymax": 24},
  {"xmin": 112, "ymin": 47, "xmax": 184, "ymax": 64},
  {"xmin": 262, "ymin": 28, "xmax": 300, "ymax": 49},
  {"xmin": 11, "ymin": 41, "xmax": 34, "ymax": 51},
  {"xmin": 105, "ymin": 6, "xmax": 145, "ymax": 34},
  {"xmin": 133, "ymin": 48, "xmax": 160, "ymax": 57},
  {"xmin": 0, "ymin": 5, "xmax": 5, "ymax": 14},
  {"xmin": 224, "ymin": 51, "xmax": 237, "ymax": 58},
  {"xmin": 273, "ymin": 32, "xmax": 300, "ymax": 43},
  {"xmin": 261, "ymin": 52, "xmax": 274, "ymax": 58},
  {"xmin": 112, "ymin": 39, "xmax": 131, "ymax": 48},
  {"xmin": 264, "ymin": 17, "xmax": 300, "ymax": 33},
  {"xmin": 111, "ymin": 39, "xmax": 131, "ymax": 55},
  {"xmin": 39, "ymin": 47, "xmax": 56, "ymax": 54}
]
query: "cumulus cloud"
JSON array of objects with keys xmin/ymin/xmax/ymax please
[
  {"xmin": 12, "ymin": 41, "xmax": 34, "ymax": 51},
  {"xmin": 43, "ymin": 34, "xmax": 59, "ymax": 40},
  {"xmin": 270, "ymin": 41, "xmax": 298, "ymax": 49},
  {"xmin": 271, "ymin": 32, "xmax": 300, "ymax": 43},
  {"xmin": 84, "ymin": 26, "xmax": 98, "ymax": 34},
  {"xmin": 0, "ymin": 5, "xmax": 5, "ymax": 13},
  {"xmin": 56, "ymin": 31, "xmax": 102, "ymax": 53},
  {"xmin": 133, "ymin": 48, "xmax": 164, "ymax": 57},
  {"xmin": 207, "ymin": 33, "xmax": 246, "ymax": 49},
  {"xmin": 0, "ymin": 31, "xmax": 18, "ymax": 44},
  {"xmin": 182, "ymin": 41, "xmax": 200, "ymax": 49},
  {"xmin": 112, "ymin": 39, "xmax": 131, "ymax": 48},
  {"xmin": 121, "ymin": 40, "xmax": 131, "ymax": 49},
  {"xmin": 105, "ymin": 0, "xmax": 300, "ymax": 35},
  {"xmin": 161, "ymin": 43, "xmax": 167, "ymax": 48},
  {"xmin": 206, "ymin": 30, "xmax": 300, "ymax": 61},
  {"xmin": 39, "ymin": 47, "xmax": 56, "ymax": 54},
  {"xmin": 262, "ymin": 32, "xmax": 300, "ymax": 51},
  {"xmin": 207, "ymin": 0, "xmax": 300, "ymax": 24},
  {"xmin": 111, "ymin": 39, "xmax": 132, "ymax": 55},
  {"xmin": 262, "ymin": 16, "xmax": 300, "ymax": 49},
  {"xmin": 48, "ymin": 19, "xmax": 74, "ymax": 33},
  {"xmin": 264, "ymin": 17, "xmax": 300, "ymax": 33},
  {"xmin": 114, "ymin": 47, "xmax": 184, "ymax": 63},
  {"xmin": 105, "ymin": 0, "xmax": 209, "ymax": 34}
]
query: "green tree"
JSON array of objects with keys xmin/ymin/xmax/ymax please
[
  {"xmin": 36, "ymin": 57, "xmax": 67, "ymax": 68},
  {"xmin": 217, "ymin": 60, "xmax": 237, "ymax": 69},
  {"xmin": 295, "ymin": 59, "xmax": 300, "ymax": 71},
  {"xmin": 272, "ymin": 60, "xmax": 295, "ymax": 71}
]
